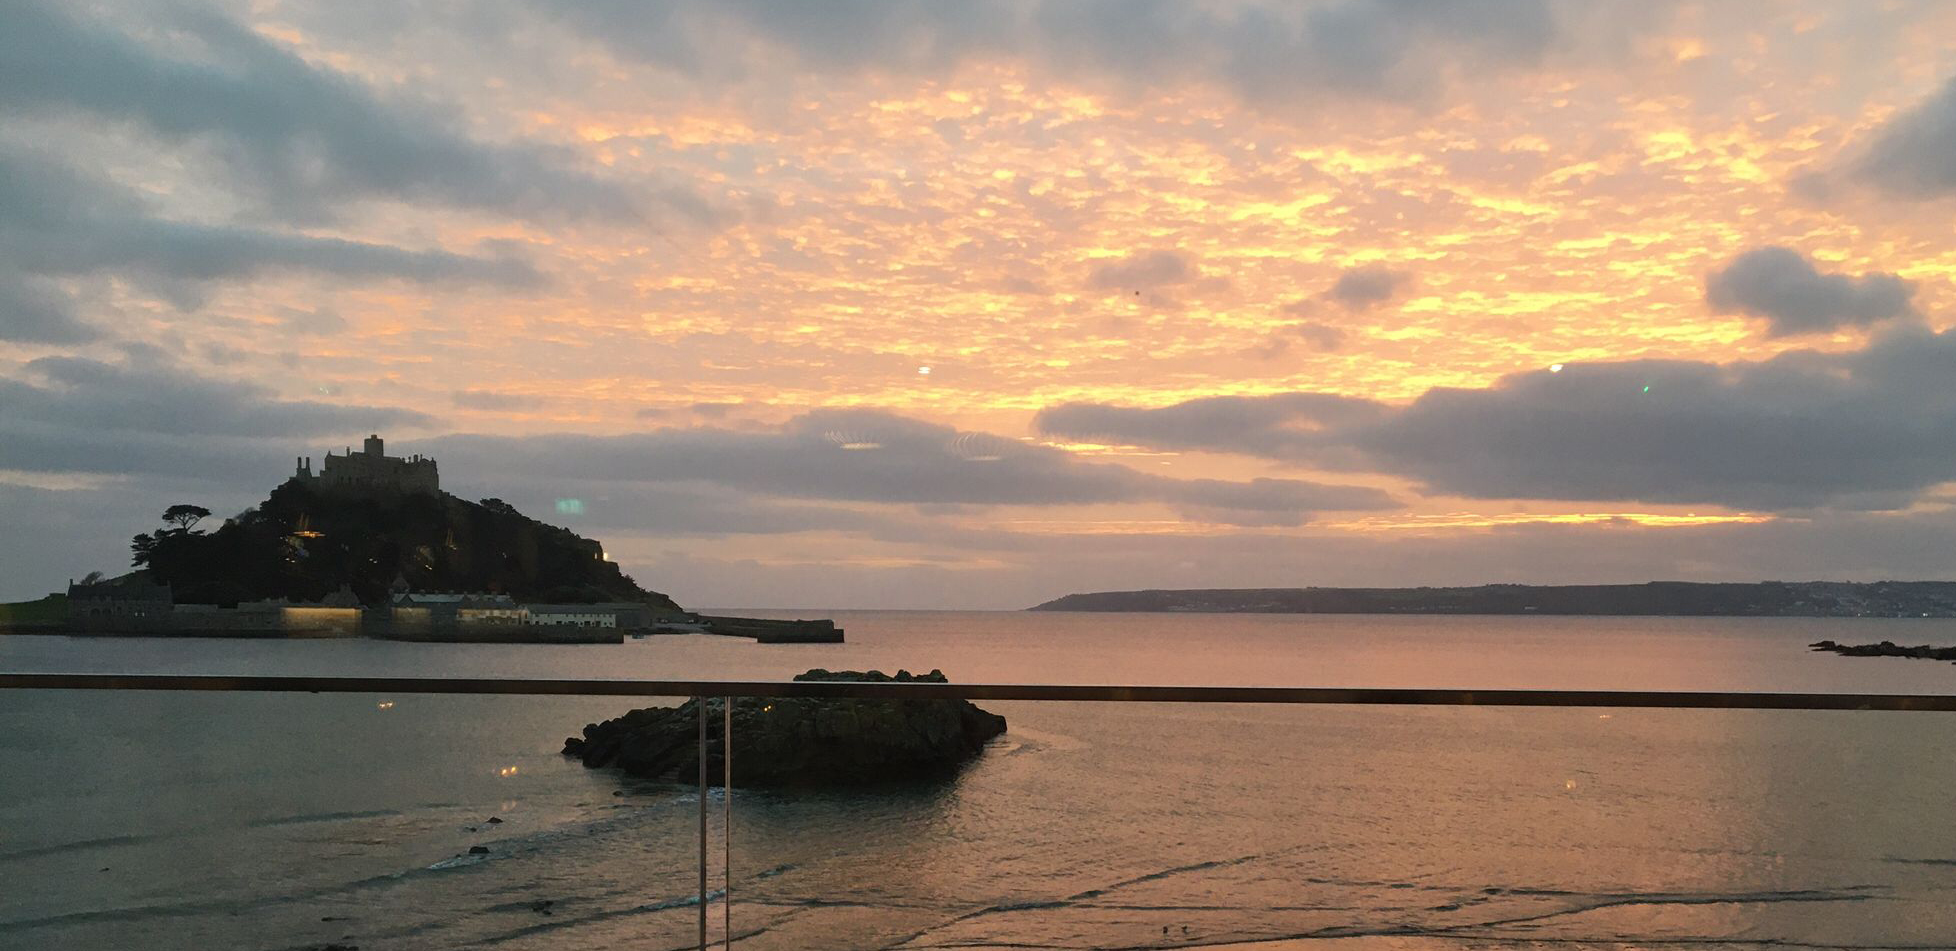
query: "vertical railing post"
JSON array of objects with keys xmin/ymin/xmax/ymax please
[
  {"xmin": 723, "ymin": 696, "xmax": 733, "ymax": 949},
  {"xmin": 697, "ymin": 696, "xmax": 708, "ymax": 951}
]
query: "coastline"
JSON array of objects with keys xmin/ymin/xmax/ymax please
[{"xmin": 1031, "ymin": 581, "xmax": 1956, "ymax": 618}]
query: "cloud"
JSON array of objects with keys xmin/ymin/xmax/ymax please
[
  {"xmin": 1290, "ymin": 322, "xmax": 1348, "ymax": 351},
  {"xmin": 636, "ymin": 402, "xmax": 748, "ymax": 423},
  {"xmin": 0, "ymin": 148, "xmax": 540, "ymax": 290},
  {"xmin": 1324, "ymin": 264, "xmax": 1410, "ymax": 310},
  {"xmin": 1249, "ymin": 321, "xmax": 1350, "ymax": 359},
  {"xmin": 1705, "ymin": 246, "xmax": 1916, "ymax": 337},
  {"xmin": 1851, "ymin": 75, "xmax": 1956, "ymax": 198},
  {"xmin": 1037, "ymin": 326, "xmax": 1956, "ymax": 510},
  {"xmin": 280, "ymin": 308, "xmax": 349, "ymax": 336},
  {"xmin": 0, "ymin": 379, "xmax": 1393, "ymax": 529},
  {"xmin": 0, "ymin": 356, "xmax": 436, "ymax": 444},
  {"xmin": 1036, "ymin": 393, "xmax": 1387, "ymax": 459},
  {"xmin": 0, "ymin": 0, "xmax": 663, "ymax": 225},
  {"xmin": 1087, "ymin": 250, "xmax": 1197, "ymax": 291},
  {"xmin": 0, "ymin": 276, "xmax": 97, "ymax": 343},
  {"xmin": 543, "ymin": 0, "xmax": 1591, "ymax": 106},
  {"xmin": 0, "ymin": 356, "xmax": 442, "ymax": 544},
  {"xmin": 1244, "ymin": 322, "xmax": 1353, "ymax": 360},
  {"xmin": 424, "ymin": 408, "xmax": 1396, "ymax": 522},
  {"xmin": 452, "ymin": 389, "xmax": 542, "ymax": 412}
]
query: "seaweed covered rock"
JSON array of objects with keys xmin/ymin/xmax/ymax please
[
  {"xmin": 563, "ymin": 669, "xmax": 1007, "ymax": 786},
  {"xmin": 1810, "ymin": 639, "xmax": 1956, "ymax": 661}
]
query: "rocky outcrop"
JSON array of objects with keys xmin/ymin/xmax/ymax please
[
  {"xmin": 563, "ymin": 669, "xmax": 1007, "ymax": 786},
  {"xmin": 1810, "ymin": 640, "xmax": 1956, "ymax": 662}
]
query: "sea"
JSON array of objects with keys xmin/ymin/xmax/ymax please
[{"xmin": 3, "ymin": 611, "xmax": 1956, "ymax": 951}]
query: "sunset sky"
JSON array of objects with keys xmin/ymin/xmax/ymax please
[{"xmin": 4, "ymin": 0, "xmax": 1955, "ymax": 608}]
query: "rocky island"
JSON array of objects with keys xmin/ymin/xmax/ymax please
[
  {"xmin": 1, "ymin": 434, "xmax": 841, "ymax": 643},
  {"xmin": 1810, "ymin": 640, "xmax": 1956, "ymax": 662},
  {"xmin": 564, "ymin": 669, "xmax": 1008, "ymax": 786}
]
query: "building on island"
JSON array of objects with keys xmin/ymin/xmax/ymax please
[
  {"xmin": 374, "ymin": 592, "xmax": 630, "ymax": 643},
  {"xmin": 67, "ymin": 578, "xmax": 174, "ymax": 631},
  {"xmin": 365, "ymin": 577, "xmax": 641, "ymax": 641},
  {"xmin": 171, "ymin": 595, "xmax": 362, "ymax": 636},
  {"xmin": 382, "ymin": 590, "xmax": 523, "ymax": 638},
  {"xmin": 229, "ymin": 585, "xmax": 363, "ymax": 635},
  {"xmin": 294, "ymin": 434, "xmax": 438, "ymax": 495},
  {"xmin": 526, "ymin": 604, "xmax": 619, "ymax": 628},
  {"xmin": 391, "ymin": 590, "xmax": 525, "ymax": 622},
  {"xmin": 67, "ymin": 580, "xmax": 363, "ymax": 635}
]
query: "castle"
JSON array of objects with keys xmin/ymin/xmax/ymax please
[{"xmin": 294, "ymin": 434, "xmax": 439, "ymax": 495}]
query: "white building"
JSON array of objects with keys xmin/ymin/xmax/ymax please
[{"xmin": 525, "ymin": 605, "xmax": 618, "ymax": 628}]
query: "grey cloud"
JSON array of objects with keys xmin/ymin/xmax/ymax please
[
  {"xmin": 1037, "ymin": 326, "xmax": 1956, "ymax": 511},
  {"xmin": 1852, "ymin": 75, "xmax": 1956, "ymax": 197},
  {"xmin": 0, "ymin": 381, "xmax": 1394, "ymax": 526},
  {"xmin": 0, "ymin": 276, "xmax": 98, "ymax": 343},
  {"xmin": 1290, "ymin": 322, "xmax": 1348, "ymax": 352},
  {"xmin": 0, "ymin": 149, "xmax": 539, "ymax": 289},
  {"xmin": 1247, "ymin": 321, "xmax": 1348, "ymax": 360},
  {"xmin": 424, "ymin": 408, "xmax": 1396, "ymax": 520},
  {"xmin": 599, "ymin": 489, "xmax": 912, "ymax": 539},
  {"xmin": 433, "ymin": 476, "xmax": 1032, "ymax": 553},
  {"xmin": 637, "ymin": 402, "xmax": 744, "ymax": 422},
  {"xmin": 0, "ymin": 356, "xmax": 436, "ymax": 445},
  {"xmin": 281, "ymin": 308, "xmax": 349, "ymax": 336},
  {"xmin": 1036, "ymin": 393, "xmax": 1388, "ymax": 459},
  {"xmin": 1088, "ymin": 250, "xmax": 1197, "ymax": 291},
  {"xmin": 547, "ymin": 0, "xmax": 1578, "ymax": 106},
  {"xmin": 1165, "ymin": 478, "xmax": 1379, "ymax": 528},
  {"xmin": 1325, "ymin": 265, "xmax": 1410, "ymax": 310},
  {"xmin": 0, "ymin": 0, "xmax": 660, "ymax": 224},
  {"xmin": 202, "ymin": 342, "xmax": 247, "ymax": 366},
  {"xmin": 452, "ymin": 389, "xmax": 542, "ymax": 412},
  {"xmin": 0, "ymin": 358, "xmax": 437, "ymax": 539},
  {"xmin": 1705, "ymin": 246, "xmax": 1915, "ymax": 337}
]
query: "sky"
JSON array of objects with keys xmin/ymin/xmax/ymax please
[{"xmin": 3, "ymin": 0, "xmax": 1955, "ymax": 609}]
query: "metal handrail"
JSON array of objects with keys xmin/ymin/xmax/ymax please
[{"xmin": 2, "ymin": 672, "xmax": 1954, "ymax": 710}]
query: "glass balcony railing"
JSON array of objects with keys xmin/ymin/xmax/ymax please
[{"xmin": 5, "ymin": 674, "xmax": 1956, "ymax": 950}]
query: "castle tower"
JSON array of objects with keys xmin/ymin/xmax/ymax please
[{"xmin": 304, "ymin": 434, "xmax": 438, "ymax": 495}]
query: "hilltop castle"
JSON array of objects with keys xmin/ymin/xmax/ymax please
[{"xmin": 294, "ymin": 434, "xmax": 439, "ymax": 495}]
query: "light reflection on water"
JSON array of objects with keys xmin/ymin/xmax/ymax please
[{"xmin": 1, "ymin": 611, "xmax": 1954, "ymax": 949}]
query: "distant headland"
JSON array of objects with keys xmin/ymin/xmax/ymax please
[
  {"xmin": 0, "ymin": 434, "xmax": 840, "ymax": 644},
  {"xmin": 1029, "ymin": 582, "xmax": 1956, "ymax": 618}
]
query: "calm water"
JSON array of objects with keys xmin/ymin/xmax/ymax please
[{"xmin": 3, "ymin": 612, "xmax": 1956, "ymax": 950}]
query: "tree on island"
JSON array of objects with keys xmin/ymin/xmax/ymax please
[{"xmin": 161, "ymin": 504, "xmax": 212, "ymax": 532}]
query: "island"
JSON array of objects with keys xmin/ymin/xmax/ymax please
[
  {"xmin": 564, "ymin": 669, "xmax": 1008, "ymax": 786},
  {"xmin": 1, "ymin": 434, "xmax": 841, "ymax": 643},
  {"xmin": 1030, "ymin": 581, "xmax": 1956, "ymax": 618},
  {"xmin": 1810, "ymin": 640, "xmax": 1956, "ymax": 662}
]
